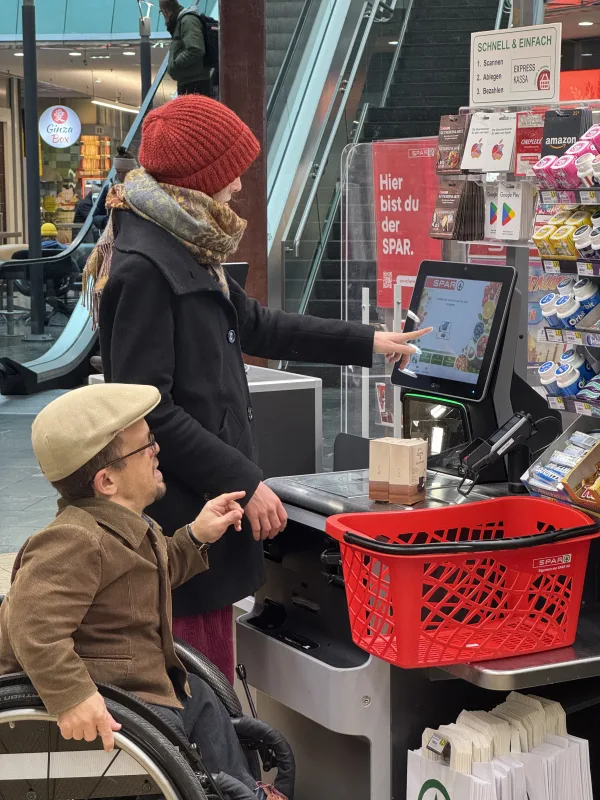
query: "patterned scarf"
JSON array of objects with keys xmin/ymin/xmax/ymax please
[{"xmin": 83, "ymin": 168, "xmax": 247, "ymax": 324}]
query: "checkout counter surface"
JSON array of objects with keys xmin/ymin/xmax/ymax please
[{"xmin": 267, "ymin": 468, "xmax": 600, "ymax": 693}]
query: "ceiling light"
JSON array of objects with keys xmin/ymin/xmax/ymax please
[
  {"xmin": 388, "ymin": 40, "xmax": 399, "ymax": 45},
  {"xmin": 95, "ymin": 79, "xmax": 102, "ymax": 83},
  {"xmin": 583, "ymin": 53, "xmax": 593, "ymax": 56},
  {"xmin": 69, "ymin": 51, "xmax": 82, "ymax": 57},
  {"xmin": 13, "ymin": 52, "xmax": 24, "ymax": 57},
  {"xmin": 123, "ymin": 51, "xmax": 136, "ymax": 56},
  {"xmin": 579, "ymin": 20, "xmax": 594, "ymax": 26},
  {"xmin": 90, "ymin": 55, "xmax": 111, "ymax": 60},
  {"xmin": 92, "ymin": 99, "xmax": 139, "ymax": 114}
]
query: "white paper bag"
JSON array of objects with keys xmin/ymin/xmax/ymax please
[{"xmin": 407, "ymin": 749, "xmax": 494, "ymax": 800}]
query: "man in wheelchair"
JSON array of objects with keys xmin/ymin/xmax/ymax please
[{"xmin": 0, "ymin": 384, "xmax": 291, "ymax": 800}]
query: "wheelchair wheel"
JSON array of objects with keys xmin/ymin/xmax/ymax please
[{"xmin": 0, "ymin": 683, "xmax": 208, "ymax": 800}]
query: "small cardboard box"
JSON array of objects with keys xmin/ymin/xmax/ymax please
[
  {"xmin": 389, "ymin": 438, "xmax": 428, "ymax": 505},
  {"xmin": 369, "ymin": 437, "xmax": 393, "ymax": 502}
]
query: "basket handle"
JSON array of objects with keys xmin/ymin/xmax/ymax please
[{"xmin": 342, "ymin": 520, "xmax": 600, "ymax": 556}]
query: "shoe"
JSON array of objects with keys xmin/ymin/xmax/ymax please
[{"xmin": 90, "ymin": 355, "xmax": 103, "ymax": 373}]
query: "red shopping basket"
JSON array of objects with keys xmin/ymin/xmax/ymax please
[{"xmin": 326, "ymin": 497, "xmax": 600, "ymax": 668}]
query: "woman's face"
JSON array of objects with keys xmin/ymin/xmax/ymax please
[{"xmin": 213, "ymin": 177, "xmax": 242, "ymax": 205}]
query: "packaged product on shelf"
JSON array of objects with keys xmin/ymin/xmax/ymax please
[
  {"xmin": 577, "ymin": 153, "xmax": 597, "ymax": 187},
  {"xmin": 555, "ymin": 294, "xmax": 587, "ymax": 329},
  {"xmin": 556, "ymin": 362, "xmax": 587, "ymax": 394},
  {"xmin": 532, "ymin": 154, "xmax": 558, "ymax": 187},
  {"xmin": 557, "ymin": 276, "xmax": 576, "ymax": 295},
  {"xmin": 548, "ymin": 209, "xmax": 573, "ymax": 227},
  {"xmin": 591, "ymin": 227, "xmax": 600, "ymax": 257},
  {"xmin": 549, "ymin": 226, "xmax": 578, "ymax": 258},
  {"xmin": 566, "ymin": 139, "xmax": 598, "ymax": 159},
  {"xmin": 539, "ymin": 293, "xmax": 562, "ymax": 328},
  {"xmin": 460, "ymin": 112, "xmax": 490, "ymax": 171},
  {"xmin": 567, "ymin": 208, "xmax": 593, "ymax": 228},
  {"xmin": 559, "ymin": 348, "xmax": 597, "ymax": 381},
  {"xmin": 532, "ymin": 224, "xmax": 557, "ymax": 257},
  {"xmin": 573, "ymin": 278, "xmax": 600, "ymax": 313},
  {"xmin": 430, "ymin": 181, "xmax": 484, "ymax": 241},
  {"xmin": 497, "ymin": 181, "xmax": 534, "ymax": 242},
  {"xmin": 541, "ymin": 107, "xmax": 593, "ymax": 158},
  {"xmin": 573, "ymin": 224, "xmax": 595, "ymax": 258},
  {"xmin": 550, "ymin": 154, "xmax": 580, "ymax": 189},
  {"xmin": 515, "ymin": 111, "xmax": 544, "ymax": 177},
  {"xmin": 484, "ymin": 183, "xmax": 498, "ymax": 239},
  {"xmin": 486, "ymin": 112, "xmax": 517, "ymax": 172},
  {"xmin": 592, "ymin": 155, "xmax": 600, "ymax": 186},
  {"xmin": 592, "ymin": 209, "xmax": 600, "ymax": 229},
  {"xmin": 580, "ymin": 122, "xmax": 600, "ymax": 144},
  {"xmin": 430, "ymin": 181, "xmax": 464, "ymax": 239},
  {"xmin": 538, "ymin": 360, "xmax": 560, "ymax": 394},
  {"xmin": 436, "ymin": 114, "xmax": 469, "ymax": 174}
]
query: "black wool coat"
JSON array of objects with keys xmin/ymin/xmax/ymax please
[{"xmin": 99, "ymin": 211, "xmax": 375, "ymax": 615}]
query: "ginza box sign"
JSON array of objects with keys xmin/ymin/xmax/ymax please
[
  {"xmin": 39, "ymin": 105, "xmax": 81, "ymax": 148},
  {"xmin": 470, "ymin": 23, "xmax": 562, "ymax": 107}
]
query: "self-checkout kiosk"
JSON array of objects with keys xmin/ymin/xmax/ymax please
[{"xmin": 235, "ymin": 260, "xmax": 577, "ymax": 800}]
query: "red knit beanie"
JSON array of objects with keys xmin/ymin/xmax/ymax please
[{"xmin": 138, "ymin": 95, "xmax": 260, "ymax": 196}]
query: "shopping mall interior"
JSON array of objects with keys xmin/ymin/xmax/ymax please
[{"xmin": 4, "ymin": 1, "xmax": 600, "ymax": 798}]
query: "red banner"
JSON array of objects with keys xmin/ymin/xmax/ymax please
[{"xmin": 372, "ymin": 138, "xmax": 441, "ymax": 308}]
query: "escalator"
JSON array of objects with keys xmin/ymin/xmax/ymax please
[
  {"xmin": 0, "ymin": 0, "xmax": 346, "ymax": 395},
  {"xmin": 282, "ymin": 0, "xmax": 509, "ymax": 395}
]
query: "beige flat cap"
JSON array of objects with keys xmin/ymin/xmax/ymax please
[{"xmin": 32, "ymin": 383, "xmax": 161, "ymax": 481}]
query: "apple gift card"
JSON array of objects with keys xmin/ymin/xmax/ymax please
[
  {"xmin": 461, "ymin": 112, "xmax": 491, "ymax": 171},
  {"xmin": 484, "ymin": 112, "xmax": 517, "ymax": 172}
]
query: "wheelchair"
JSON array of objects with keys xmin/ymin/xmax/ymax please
[{"xmin": 0, "ymin": 598, "xmax": 295, "ymax": 800}]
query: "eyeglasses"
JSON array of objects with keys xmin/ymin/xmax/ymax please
[{"xmin": 100, "ymin": 433, "xmax": 157, "ymax": 470}]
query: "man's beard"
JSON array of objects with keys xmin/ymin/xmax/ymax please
[{"xmin": 154, "ymin": 482, "xmax": 167, "ymax": 502}]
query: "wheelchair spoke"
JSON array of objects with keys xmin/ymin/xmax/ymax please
[{"xmin": 85, "ymin": 746, "xmax": 122, "ymax": 800}]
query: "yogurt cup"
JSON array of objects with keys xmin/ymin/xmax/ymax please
[
  {"xmin": 540, "ymin": 292, "xmax": 562, "ymax": 328},
  {"xmin": 557, "ymin": 277, "xmax": 576, "ymax": 296},
  {"xmin": 574, "ymin": 277, "xmax": 600, "ymax": 313},
  {"xmin": 574, "ymin": 224, "xmax": 595, "ymax": 258},
  {"xmin": 560, "ymin": 348, "xmax": 596, "ymax": 382},
  {"xmin": 556, "ymin": 363, "xmax": 586, "ymax": 394},
  {"xmin": 538, "ymin": 361, "xmax": 561, "ymax": 395},
  {"xmin": 556, "ymin": 293, "xmax": 587, "ymax": 328}
]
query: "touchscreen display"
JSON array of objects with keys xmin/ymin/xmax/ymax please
[{"xmin": 408, "ymin": 276, "xmax": 503, "ymax": 385}]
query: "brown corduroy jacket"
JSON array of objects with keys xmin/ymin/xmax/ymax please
[{"xmin": 0, "ymin": 497, "xmax": 208, "ymax": 715}]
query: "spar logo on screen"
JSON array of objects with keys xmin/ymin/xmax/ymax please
[{"xmin": 425, "ymin": 278, "xmax": 465, "ymax": 291}]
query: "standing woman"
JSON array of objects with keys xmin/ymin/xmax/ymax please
[{"xmin": 91, "ymin": 95, "xmax": 430, "ymax": 681}]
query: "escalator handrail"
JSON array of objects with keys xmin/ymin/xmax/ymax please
[
  {"xmin": 267, "ymin": 0, "xmax": 320, "ymax": 126},
  {"xmin": 380, "ymin": 0, "xmax": 414, "ymax": 106},
  {"xmin": 291, "ymin": 0, "xmax": 385, "ymax": 258},
  {"xmin": 0, "ymin": 53, "xmax": 170, "ymax": 274}
]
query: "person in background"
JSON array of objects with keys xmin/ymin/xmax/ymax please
[
  {"xmin": 93, "ymin": 147, "xmax": 139, "ymax": 232},
  {"xmin": 160, "ymin": 0, "xmax": 213, "ymax": 97},
  {"xmin": 90, "ymin": 95, "xmax": 432, "ymax": 682},
  {"xmin": 41, "ymin": 222, "xmax": 67, "ymax": 251}
]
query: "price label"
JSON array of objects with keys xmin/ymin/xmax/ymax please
[
  {"xmin": 541, "ymin": 191, "xmax": 557, "ymax": 204},
  {"xmin": 544, "ymin": 260, "xmax": 561, "ymax": 274},
  {"xmin": 548, "ymin": 396, "xmax": 565, "ymax": 410},
  {"xmin": 565, "ymin": 330, "xmax": 583, "ymax": 344},
  {"xmin": 558, "ymin": 191, "xmax": 577, "ymax": 203},
  {"xmin": 577, "ymin": 262, "xmax": 595, "ymax": 276},
  {"xmin": 575, "ymin": 401, "xmax": 593, "ymax": 416},
  {"xmin": 546, "ymin": 329, "xmax": 564, "ymax": 343},
  {"xmin": 580, "ymin": 191, "xmax": 600, "ymax": 204}
]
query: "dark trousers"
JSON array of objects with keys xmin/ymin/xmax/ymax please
[
  {"xmin": 149, "ymin": 673, "xmax": 255, "ymax": 791},
  {"xmin": 178, "ymin": 79, "xmax": 213, "ymax": 97}
]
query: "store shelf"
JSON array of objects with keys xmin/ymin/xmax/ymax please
[
  {"xmin": 542, "ymin": 258, "xmax": 600, "ymax": 276},
  {"xmin": 544, "ymin": 327, "xmax": 600, "ymax": 346},
  {"xmin": 539, "ymin": 188, "xmax": 600, "ymax": 205},
  {"xmin": 547, "ymin": 395, "xmax": 600, "ymax": 416}
]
